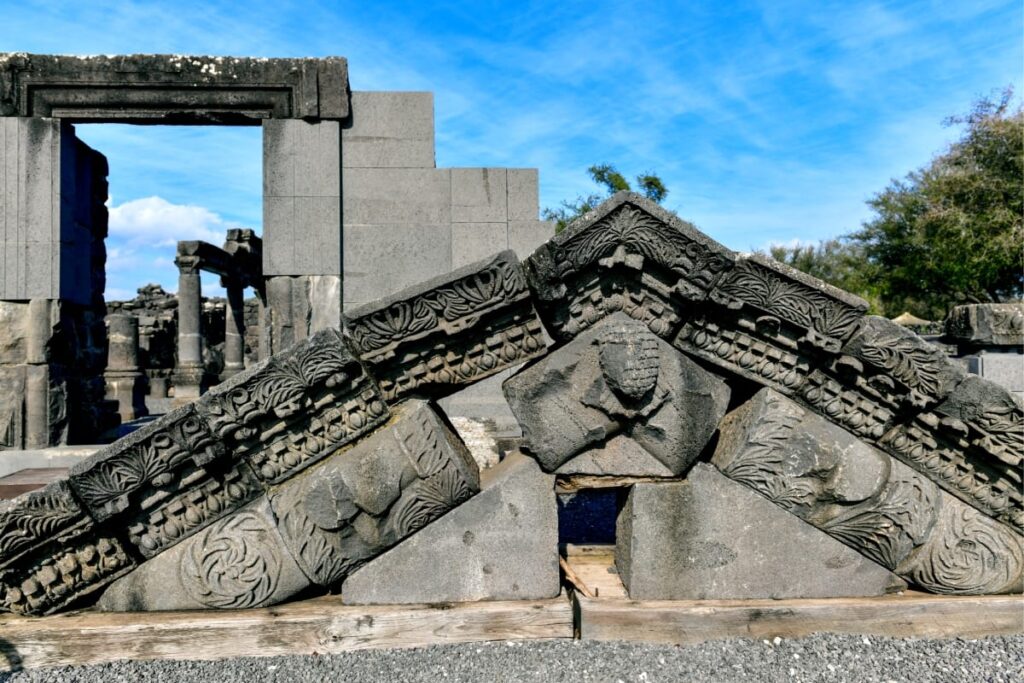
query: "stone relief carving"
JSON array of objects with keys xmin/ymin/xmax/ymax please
[
  {"xmin": 199, "ymin": 328, "xmax": 388, "ymax": 484},
  {"xmin": 269, "ymin": 399, "xmax": 479, "ymax": 587},
  {"xmin": 713, "ymin": 389, "xmax": 1023, "ymax": 595},
  {"xmin": 505, "ymin": 313, "xmax": 730, "ymax": 476},
  {"xmin": 525, "ymin": 193, "xmax": 735, "ymax": 342},
  {"xmin": 345, "ymin": 251, "xmax": 546, "ymax": 402},
  {"xmin": 179, "ymin": 511, "xmax": 282, "ymax": 609}
]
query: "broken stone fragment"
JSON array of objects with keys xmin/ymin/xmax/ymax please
[
  {"xmin": 97, "ymin": 399, "xmax": 480, "ymax": 611},
  {"xmin": 96, "ymin": 498, "xmax": 310, "ymax": 612},
  {"xmin": 945, "ymin": 303, "xmax": 1024, "ymax": 348},
  {"xmin": 504, "ymin": 313, "xmax": 730, "ymax": 475},
  {"xmin": 342, "ymin": 450, "xmax": 559, "ymax": 604},
  {"xmin": 616, "ymin": 464, "xmax": 906, "ymax": 600},
  {"xmin": 524, "ymin": 191, "xmax": 735, "ymax": 342},
  {"xmin": 713, "ymin": 388, "xmax": 1024, "ymax": 595},
  {"xmin": 344, "ymin": 250, "xmax": 547, "ymax": 403},
  {"xmin": 269, "ymin": 399, "xmax": 480, "ymax": 588}
]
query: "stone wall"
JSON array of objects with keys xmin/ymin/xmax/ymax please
[{"xmin": 0, "ymin": 121, "xmax": 116, "ymax": 448}]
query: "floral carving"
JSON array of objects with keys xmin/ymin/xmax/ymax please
[
  {"xmin": 717, "ymin": 260, "xmax": 863, "ymax": 342},
  {"xmin": 855, "ymin": 337, "xmax": 944, "ymax": 397},
  {"xmin": 904, "ymin": 505, "xmax": 1024, "ymax": 595},
  {"xmin": 557, "ymin": 205, "xmax": 730, "ymax": 288},
  {"xmin": 0, "ymin": 488, "xmax": 83, "ymax": 564},
  {"xmin": 179, "ymin": 512, "xmax": 281, "ymax": 609}
]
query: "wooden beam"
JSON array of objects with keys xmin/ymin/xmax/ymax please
[
  {"xmin": 0, "ymin": 593, "xmax": 574, "ymax": 672},
  {"xmin": 555, "ymin": 474, "xmax": 679, "ymax": 494},
  {"xmin": 576, "ymin": 592, "xmax": 1024, "ymax": 644}
]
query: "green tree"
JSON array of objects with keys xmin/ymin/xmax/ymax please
[
  {"xmin": 849, "ymin": 88, "xmax": 1024, "ymax": 319},
  {"xmin": 766, "ymin": 239, "xmax": 883, "ymax": 312},
  {"xmin": 543, "ymin": 164, "xmax": 668, "ymax": 232}
]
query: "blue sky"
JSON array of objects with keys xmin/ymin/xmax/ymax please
[{"xmin": 2, "ymin": 0, "xmax": 1020, "ymax": 299}]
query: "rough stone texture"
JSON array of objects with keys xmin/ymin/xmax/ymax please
[
  {"xmin": 342, "ymin": 450, "xmax": 558, "ymax": 604},
  {"xmin": 946, "ymin": 303, "xmax": 1024, "ymax": 348},
  {"xmin": 342, "ymin": 91, "xmax": 434, "ymax": 168},
  {"xmin": 1, "ymin": 118, "xmax": 107, "ymax": 303},
  {"xmin": 0, "ymin": 480, "xmax": 135, "ymax": 615},
  {"xmin": 504, "ymin": 313, "xmax": 730, "ymax": 474},
  {"xmin": 713, "ymin": 388, "xmax": 1023, "ymax": 595},
  {"xmin": 880, "ymin": 373, "xmax": 1024, "ymax": 533},
  {"xmin": 526, "ymin": 192, "xmax": 736, "ymax": 344},
  {"xmin": 269, "ymin": 399, "xmax": 479, "ymax": 588},
  {"xmin": 344, "ymin": 251, "xmax": 547, "ymax": 403},
  {"xmin": 104, "ymin": 314, "xmax": 147, "ymax": 422},
  {"xmin": 555, "ymin": 435, "xmax": 674, "ymax": 477},
  {"xmin": 0, "ymin": 328, "xmax": 388, "ymax": 615},
  {"xmin": 96, "ymin": 498, "xmax": 310, "ymax": 611},
  {"xmin": 616, "ymin": 464, "xmax": 906, "ymax": 600},
  {"xmin": 0, "ymin": 53, "xmax": 349, "ymax": 122},
  {"xmin": 262, "ymin": 274, "xmax": 342, "ymax": 356},
  {"xmin": 263, "ymin": 120, "xmax": 342, "ymax": 277},
  {"xmin": 91, "ymin": 399, "xmax": 478, "ymax": 612}
]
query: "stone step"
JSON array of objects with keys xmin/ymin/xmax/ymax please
[{"xmin": 0, "ymin": 468, "xmax": 68, "ymax": 500}]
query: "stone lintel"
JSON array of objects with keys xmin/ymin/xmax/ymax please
[{"xmin": 0, "ymin": 53, "xmax": 349, "ymax": 122}]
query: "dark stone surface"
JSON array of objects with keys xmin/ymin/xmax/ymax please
[
  {"xmin": 341, "ymin": 450, "xmax": 557, "ymax": 604},
  {"xmin": 713, "ymin": 388, "xmax": 1024, "ymax": 595},
  {"xmin": 345, "ymin": 250, "xmax": 547, "ymax": 403},
  {"xmin": 616, "ymin": 464, "xmax": 906, "ymax": 599},
  {"xmin": 0, "ymin": 53, "xmax": 349, "ymax": 122},
  {"xmin": 946, "ymin": 303, "xmax": 1024, "ymax": 348},
  {"xmin": 504, "ymin": 313, "xmax": 730, "ymax": 474},
  {"xmin": 525, "ymin": 191, "xmax": 735, "ymax": 343}
]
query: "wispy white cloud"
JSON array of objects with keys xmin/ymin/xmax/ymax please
[{"xmin": 109, "ymin": 196, "xmax": 234, "ymax": 247}]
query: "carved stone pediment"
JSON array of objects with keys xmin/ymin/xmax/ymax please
[{"xmin": 345, "ymin": 250, "xmax": 546, "ymax": 402}]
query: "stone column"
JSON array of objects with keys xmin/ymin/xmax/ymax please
[
  {"xmin": 222, "ymin": 279, "xmax": 246, "ymax": 379},
  {"xmin": 172, "ymin": 254, "xmax": 208, "ymax": 402},
  {"xmin": 104, "ymin": 314, "xmax": 147, "ymax": 421}
]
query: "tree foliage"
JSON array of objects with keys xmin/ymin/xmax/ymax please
[
  {"xmin": 543, "ymin": 164, "xmax": 668, "ymax": 232},
  {"xmin": 768, "ymin": 88, "xmax": 1023, "ymax": 320},
  {"xmin": 850, "ymin": 88, "xmax": 1023, "ymax": 319}
]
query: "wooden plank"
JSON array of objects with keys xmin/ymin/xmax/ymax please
[
  {"xmin": 563, "ymin": 545, "xmax": 627, "ymax": 599},
  {"xmin": 555, "ymin": 474, "xmax": 678, "ymax": 494},
  {"xmin": 0, "ymin": 592, "xmax": 573, "ymax": 671},
  {"xmin": 577, "ymin": 592, "xmax": 1024, "ymax": 644},
  {"xmin": 0, "ymin": 467, "xmax": 67, "ymax": 499}
]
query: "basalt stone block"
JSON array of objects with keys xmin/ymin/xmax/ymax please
[
  {"xmin": 0, "ymin": 481, "xmax": 135, "ymax": 615},
  {"xmin": 97, "ymin": 497, "xmax": 310, "ymax": 612},
  {"xmin": 269, "ymin": 399, "xmax": 480, "ymax": 588},
  {"xmin": 504, "ymin": 313, "xmax": 730, "ymax": 474},
  {"xmin": 792, "ymin": 316, "xmax": 968, "ymax": 452},
  {"xmin": 345, "ymin": 250, "xmax": 547, "ymax": 403},
  {"xmin": 66, "ymin": 404, "xmax": 256, "ymax": 560},
  {"xmin": 616, "ymin": 464, "xmax": 906, "ymax": 600},
  {"xmin": 554, "ymin": 435, "xmax": 675, "ymax": 477},
  {"xmin": 946, "ymin": 303, "xmax": 1024, "ymax": 348},
  {"xmin": 713, "ymin": 389, "xmax": 1024, "ymax": 595},
  {"xmin": 342, "ymin": 450, "xmax": 558, "ymax": 604},
  {"xmin": 877, "ymin": 374, "xmax": 1024, "ymax": 533},
  {"xmin": 525, "ymin": 191, "xmax": 735, "ymax": 343},
  {"xmin": 674, "ymin": 254, "xmax": 868, "ymax": 411},
  {"xmin": 0, "ymin": 53, "xmax": 349, "ymax": 122},
  {"xmin": 197, "ymin": 328, "xmax": 388, "ymax": 485}
]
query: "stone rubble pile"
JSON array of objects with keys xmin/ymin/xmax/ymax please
[{"xmin": 1, "ymin": 192, "xmax": 1021, "ymax": 615}]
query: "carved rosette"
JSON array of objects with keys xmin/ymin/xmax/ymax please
[
  {"xmin": 179, "ymin": 512, "xmax": 282, "ymax": 609},
  {"xmin": 525, "ymin": 193, "xmax": 735, "ymax": 342},
  {"xmin": 345, "ymin": 251, "xmax": 547, "ymax": 402},
  {"xmin": 714, "ymin": 389, "xmax": 1023, "ymax": 595}
]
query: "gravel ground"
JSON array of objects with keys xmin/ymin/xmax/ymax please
[{"xmin": 2, "ymin": 634, "xmax": 1021, "ymax": 683}]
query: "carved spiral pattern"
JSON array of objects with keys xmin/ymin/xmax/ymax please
[
  {"xmin": 905, "ymin": 505, "xmax": 1024, "ymax": 595},
  {"xmin": 180, "ymin": 512, "xmax": 281, "ymax": 609}
]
